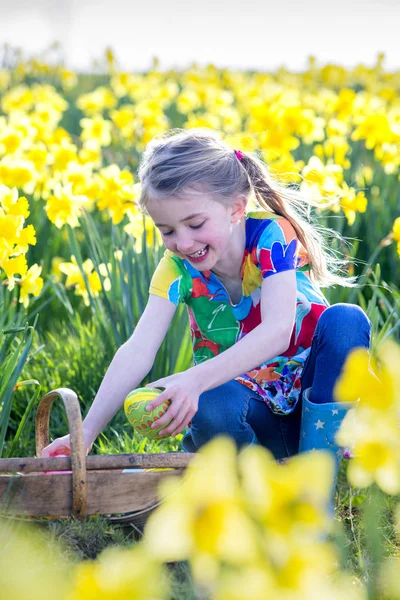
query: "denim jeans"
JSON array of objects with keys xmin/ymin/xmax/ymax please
[{"xmin": 182, "ymin": 303, "xmax": 371, "ymax": 459}]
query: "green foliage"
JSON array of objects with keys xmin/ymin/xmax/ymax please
[
  {"xmin": 0, "ymin": 320, "xmax": 39, "ymax": 458},
  {"xmin": 324, "ymin": 265, "xmax": 400, "ymax": 348},
  {"xmin": 38, "ymin": 517, "xmax": 133, "ymax": 562}
]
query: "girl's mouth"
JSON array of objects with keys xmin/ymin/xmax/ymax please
[{"xmin": 187, "ymin": 245, "xmax": 209, "ymax": 263}]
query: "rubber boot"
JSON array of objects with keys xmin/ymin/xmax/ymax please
[{"xmin": 299, "ymin": 387, "xmax": 357, "ymax": 516}]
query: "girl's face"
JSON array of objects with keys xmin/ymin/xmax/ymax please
[{"xmin": 147, "ymin": 190, "xmax": 246, "ymax": 271}]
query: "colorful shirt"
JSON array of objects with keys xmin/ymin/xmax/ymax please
[{"xmin": 149, "ymin": 210, "xmax": 329, "ymax": 415}]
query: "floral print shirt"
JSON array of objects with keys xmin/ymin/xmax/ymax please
[{"xmin": 149, "ymin": 210, "xmax": 329, "ymax": 415}]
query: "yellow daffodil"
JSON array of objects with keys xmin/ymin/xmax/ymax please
[
  {"xmin": 1, "ymin": 85, "xmax": 34, "ymax": 113},
  {"xmin": 59, "ymin": 256, "xmax": 102, "ymax": 305},
  {"xmin": 300, "ymin": 156, "xmax": 343, "ymax": 204},
  {"xmin": 19, "ymin": 263, "xmax": 44, "ymax": 307},
  {"xmin": 337, "ymin": 408, "xmax": 400, "ymax": 494},
  {"xmin": 96, "ymin": 165, "xmax": 137, "ymax": 224},
  {"xmin": 144, "ymin": 437, "xmax": 260, "ymax": 584},
  {"xmin": 45, "ymin": 183, "xmax": 89, "ymax": 229},
  {"xmin": 239, "ymin": 446, "xmax": 334, "ymax": 542},
  {"xmin": 2, "ymin": 253, "xmax": 28, "ymax": 280},
  {"xmin": 124, "ymin": 211, "xmax": 161, "ymax": 252},
  {"xmin": 67, "ymin": 545, "xmax": 168, "ymax": 600},
  {"xmin": 76, "ymin": 86, "xmax": 117, "ymax": 116},
  {"xmin": 59, "ymin": 68, "xmax": 78, "ymax": 91},
  {"xmin": 109, "ymin": 105, "xmax": 136, "ymax": 137},
  {"xmin": 334, "ymin": 345, "xmax": 397, "ymax": 410},
  {"xmin": 0, "ymin": 521, "xmax": 71, "ymax": 600},
  {"xmin": 80, "ymin": 116, "xmax": 113, "ymax": 147},
  {"xmin": 338, "ymin": 184, "xmax": 368, "ymax": 225},
  {"xmin": 392, "ymin": 216, "xmax": 400, "ymax": 256},
  {"xmin": 335, "ymin": 341, "xmax": 400, "ymax": 494},
  {"xmin": 50, "ymin": 140, "xmax": 79, "ymax": 172}
]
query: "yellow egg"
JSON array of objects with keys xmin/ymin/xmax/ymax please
[{"xmin": 124, "ymin": 387, "xmax": 172, "ymax": 440}]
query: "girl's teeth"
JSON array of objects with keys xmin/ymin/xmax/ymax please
[{"xmin": 190, "ymin": 246, "xmax": 207, "ymax": 258}]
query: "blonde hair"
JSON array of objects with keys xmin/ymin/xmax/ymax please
[{"xmin": 138, "ymin": 128, "xmax": 354, "ymax": 287}]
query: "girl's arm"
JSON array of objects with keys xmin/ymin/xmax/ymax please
[
  {"xmin": 191, "ymin": 270, "xmax": 296, "ymax": 390},
  {"xmin": 41, "ymin": 295, "xmax": 177, "ymax": 455},
  {"xmin": 147, "ymin": 270, "xmax": 297, "ymax": 436},
  {"xmin": 82, "ymin": 294, "xmax": 177, "ymax": 445}
]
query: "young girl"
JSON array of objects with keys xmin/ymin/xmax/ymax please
[{"xmin": 43, "ymin": 128, "xmax": 371, "ymax": 477}]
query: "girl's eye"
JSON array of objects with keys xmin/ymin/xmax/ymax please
[
  {"xmin": 190, "ymin": 221, "xmax": 205, "ymax": 230},
  {"xmin": 162, "ymin": 231, "xmax": 174, "ymax": 237}
]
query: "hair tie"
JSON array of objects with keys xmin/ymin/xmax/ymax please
[{"xmin": 234, "ymin": 149, "xmax": 244, "ymax": 161}]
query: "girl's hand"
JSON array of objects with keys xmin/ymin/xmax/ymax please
[
  {"xmin": 41, "ymin": 434, "xmax": 72, "ymax": 458},
  {"xmin": 41, "ymin": 432, "xmax": 93, "ymax": 457},
  {"xmin": 146, "ymin": 370, "xmax": 203, "ymax": 437}
]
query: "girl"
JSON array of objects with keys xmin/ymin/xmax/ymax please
[{"xmin": 43, "ymin": 128, "xmax": 371, "ymax": 480}]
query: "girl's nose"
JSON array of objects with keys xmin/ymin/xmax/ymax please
[{"xmin": 175, "ymin": 234, "xmax": 194, "ymax": 254}]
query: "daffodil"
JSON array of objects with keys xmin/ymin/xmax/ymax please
[
  {"xmin": 338, "ymin": 184, "xmax": 368, "ymax": 225},
  {"xmin": 335, "ymin": 341, "xmax": 400, "ymax": 494},
  {"xmin": 144, "ymin": 437, "xmax": 260, "ymax": 584},
  {"xmin": 2, "ymin": 253, "xmax": 28, "ymax": 280},
  {"xmin": 19, "ymin": 263, "xmax": 44, "ymax": 307},
  {"xmin": 67, "ymin": 545, "xmax": 168, "ymax": 600},
  {"xmin": 59, "ymin": 256, "xmax": 102, "ymax": 306},
  {"xmin": 238, "ymin": 446, "xmax": 334, "ymax": 543},
  {"xmin": 50, "ymin": 140, "xmax": 79, "ymax": 172},
  {"xmin": 80, "ymin": 116, "xmax": 112, "ymax": 147},
  {"xmin": 0, "ymin": 521, "xmax": 71, "ymax": 600},
  {"xmin": 392, "ymin": 216, "xmax": 400, "ymax": 256},
  {"xmin": 300, "ymin": 156, "xmax": 343, "ymax": 204},
  {"xmin": 334, "ymin": 345, "xmax": 397, "ymax": 410},
  {"xmin": 96, "ymin": 165, "xmax": 137, "ymax": 224},
  {"xmin": 124, "ymin": 210, "xmax": 161, "ymax": 252},
  {"xmin": 337, "ymin": 408, "xmax": 400, "ymax": 494},
  {"xmin": 45, "ymin": 183, "xmax": 89, "ymax": 229},
  {"xmin": 76, "ymin": 86, "xmax": 117, "ymax": 116}
]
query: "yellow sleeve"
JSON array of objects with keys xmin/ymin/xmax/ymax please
[{"xmin": 149, "ymin": 251, "xmax": 192, "ymax": 305}]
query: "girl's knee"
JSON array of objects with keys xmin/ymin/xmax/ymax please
[
  {"xmin": 320, "ymin": 303, "xmax": 371, "ymax": 332},
  {"xmin": 318, "ymin": 303, "xmax": 371, "ymax": 351},
  {"xmin": 191, "ymin": 381, "xmax": 255, "ymax": 447}
]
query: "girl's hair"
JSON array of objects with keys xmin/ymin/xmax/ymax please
[{"xmin": 138, "ymin": 128, "xmax": 354, "ymax": 287}]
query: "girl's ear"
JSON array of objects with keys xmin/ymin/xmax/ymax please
[{"xmin": 231, "ymin": 194, "xmax": 247, "ymax": 223}]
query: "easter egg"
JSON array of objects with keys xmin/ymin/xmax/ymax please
[{"xmin": 124, "ymin": 387, "xmax": 172, "ymax": 440}]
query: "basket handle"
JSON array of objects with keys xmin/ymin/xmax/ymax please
[{"xmin": 35, "ymin": 388, "xmax": 87, "ymax": 518}]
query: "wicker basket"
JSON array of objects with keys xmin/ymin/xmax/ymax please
[{"xmin": 0, "ymin": 388, "xmax": 194, "ymax": 526}]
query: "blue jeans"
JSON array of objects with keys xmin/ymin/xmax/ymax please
[{"xmin": 182, "ymin": 303, "xmax": 371, "ymax": 459}]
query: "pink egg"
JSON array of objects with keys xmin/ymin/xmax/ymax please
[{"xmin": 44, "ymin": 454, "xmax": 72, "ymax": 475}]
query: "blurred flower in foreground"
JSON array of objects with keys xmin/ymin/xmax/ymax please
[
  {"xmin": 335, "ymin": 341, "xmax": 400, "ymax": 494},
  {"xmin": 144, "ymin": 437, "xmax": 259, "ymax": 584},
  {"xmin": 67, "ymin": 545, "xmax": 169, "ymax": 600},
  {"xmin": 0, "ymin": 520, "xmax": 70, "ymax": 600},
  {"xmin": 144, "ymin": 437, "xmax": 365, "ymax": 599}
]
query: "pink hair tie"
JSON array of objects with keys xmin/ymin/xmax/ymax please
[{"xmin": 234, "ymin": 149, "xmax": 244, "ymax": 161}]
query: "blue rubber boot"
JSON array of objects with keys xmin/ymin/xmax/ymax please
[{"xmin": 299, "ymin": 387, "xmax": 357, "ymax": 516}]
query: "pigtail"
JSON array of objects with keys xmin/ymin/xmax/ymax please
[{"xmin": 239, "ymin": 152, "xmax": 356, "ymax": 288}]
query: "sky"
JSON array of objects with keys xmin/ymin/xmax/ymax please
[{"xmin": 0, "ymin": 0, "xmax": 399, "ymax": 72}]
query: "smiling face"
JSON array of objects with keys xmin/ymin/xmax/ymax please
[{"xmin": 146, "ymin": 189, "xmax": 247, "ymax": 272}]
